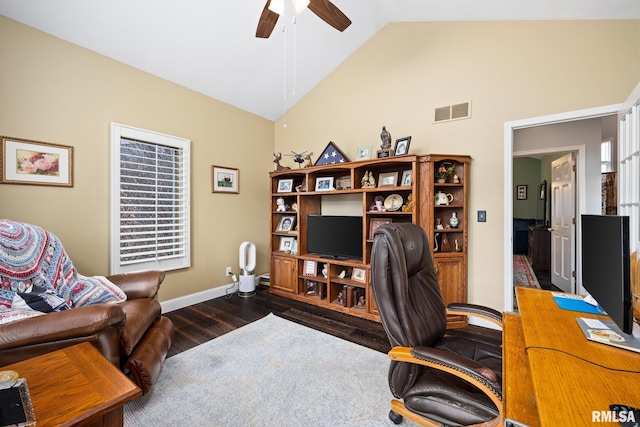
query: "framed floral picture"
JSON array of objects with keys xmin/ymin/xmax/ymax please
[
  {"xmin": 1, "ymin": 136, "xmax": 73, "ymax": 187},
  {"xmin": 212, "ymin": 165, "xmax": 238, "ymax": 193}
]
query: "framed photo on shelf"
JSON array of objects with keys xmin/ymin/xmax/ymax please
[
  {"xmin": 277, "ymin": 178, "xmax": 294, "ymax": 193},
  {"xmin": 378, "ymin": 172, "xmax": 398, "ymax": 187},
  {"xmin": 1, "ymin": 136, "xmax": 73, "ymax": 187},
  {"xmin": 369, "ymin": 218, "xmax": 392, "ymax": 239},
  {"xmin": 401, "ymin": 170, "xmax": 412, "ymax": 186},
  {"xmin": 356, "ymin": 145, "xmax": 373, "ymax": 160},
  {"xmin": 315, "ymin": 176, "xmax": 334, "ymax": 191},
  {"xmin": 393, "ymin": 136, "xmax": 412, "ymax": 156},
  {"xmin": 279, "ymin": 236, "xmax": 295, "ymax": 252},
  {"xmin": 335, "ymin": 175, "xmax": 352, "ymax": 190},
  {"xmin": 351, "ymin": 267, "xmax": 366, "ymax": 283},
  {"xmin": 303, "ymin": 260, "xmax": 317, "ymax": 276},
  {"xmin": 212, "ymin": 165, "xmax": 238, "ymax": 193},
  {"xmin": 277, "ymin": 215, "xmax": 296, "ymax": 232},
  {"xmin": 516, "ymin": 184, "xmax": 527, "ymax": 200}
]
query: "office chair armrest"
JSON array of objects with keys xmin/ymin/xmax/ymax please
[
  {"xmin": 388, "ymin": 346, "xmax": 503, "ymax": 409},
  {"xmin": 447, "ymin": 303, "xmax": 503, "ymax": 328}
]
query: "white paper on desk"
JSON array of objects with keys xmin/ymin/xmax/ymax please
[{"xmin": 581, "ymin": 318, "xmax": 608, "ymax": 329}]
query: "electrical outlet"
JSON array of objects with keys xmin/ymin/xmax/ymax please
[
  {"xmin": 477, "ymin": 210, "xmax": 487, "ymax": 222},
  {"xmin": 225, "ymin": 266, "xmax": 232, "ymax": 276}
]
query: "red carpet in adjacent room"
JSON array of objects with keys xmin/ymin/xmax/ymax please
[{"xmin": 513, "ymin": 254, "xmax": 541, "ymax": 289}]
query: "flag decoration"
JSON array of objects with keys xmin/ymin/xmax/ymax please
[{"xmin": 314, "ymin": 141, "xmax": 351, "ymax": 166}]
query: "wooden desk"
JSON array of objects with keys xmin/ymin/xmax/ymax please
[
  {"xmin": 1, "ymin": 342, "xmax": 141, "ymax": 427},
  {"xmin": 505, "ymin": 287, "xmax": 640, "ymax": 426}
]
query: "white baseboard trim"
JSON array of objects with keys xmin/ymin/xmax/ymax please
[{"xmin": 160, "ymin": 282, "xmax": 237, "ymax": 313}]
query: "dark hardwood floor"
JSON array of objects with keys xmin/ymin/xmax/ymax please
[
  {"xmin": 532, "ymin": 266, "xmax": 562, "ymax": 292},
  {"xmin": 163, "ymin": 285, "xmax": 392, "ymax": 358}
]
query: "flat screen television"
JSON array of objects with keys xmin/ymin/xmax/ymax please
[
  {"xmin": 307, "ymin": 215, "xmax": 363, "ymax": 260},
  {"xmin": 581, "ymin": 214, "xmax": 633, "ymax": 335}
]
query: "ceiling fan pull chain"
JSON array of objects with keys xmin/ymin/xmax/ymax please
[
  {"xmin": 282, "ymin": 21, "xmax": 288, "ymax": 127},
  {"xmin": 292, "ymin": 14, "xmax": 297, "ymax": 97}
]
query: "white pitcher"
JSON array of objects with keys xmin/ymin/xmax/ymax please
[{"xmin": 435, "ymin": 191, "xmax": 453, "ymax": 206}]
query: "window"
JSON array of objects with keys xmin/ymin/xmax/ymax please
[
  {"xmin": 110, "ymin": 123, "xmax": 190, "ymax": 274},
  {"xmin": 619, "ymin": 104, "xmax": 640, "ymax": 251},
  {"xmin": 601, "ymin": 140, "xmax": 613, "ymax": 173}
]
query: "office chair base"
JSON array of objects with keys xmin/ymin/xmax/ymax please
[{"xmin": 390, "ymin": 399, "xmax": 502, "ymax": 427}]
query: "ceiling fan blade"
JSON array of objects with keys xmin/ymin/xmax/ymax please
[
  {"xmin": 308, "ymin": 0, "xmax": 351, "ymax": 32},
  {"xmin": 256, "ymin": 0, "xmax": 280, "ymax": 38}
]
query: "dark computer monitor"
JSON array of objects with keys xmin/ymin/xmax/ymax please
[{"xmin": 581, "ymin": 214, "xmax": 633, "ymax": 335}]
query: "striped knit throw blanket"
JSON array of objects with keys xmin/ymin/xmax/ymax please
[{"xmin": 0, "ymin": 219, "xmax": 126, "ymax": 324}]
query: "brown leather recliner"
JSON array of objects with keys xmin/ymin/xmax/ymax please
[
  {"xmin": 371, "ymin": 223, "xmax": 504, "ymax": 426},
  {"xmin": 0, "ymin": 270, "xmax": 174, "ymax": 395}
]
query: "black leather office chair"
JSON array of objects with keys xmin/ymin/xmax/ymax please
[{"xmin": 371, "ymin": 222, "xmax": 503, "ymax": 426}]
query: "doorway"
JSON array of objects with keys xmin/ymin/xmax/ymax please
[{"xmin": 503, "ymin": 105, "xmax": 622, "ymax": 313}]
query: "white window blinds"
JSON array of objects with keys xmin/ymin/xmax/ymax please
[{"xmin": 110, "ymin": 123, "xmax": 190, "ymax": 274}]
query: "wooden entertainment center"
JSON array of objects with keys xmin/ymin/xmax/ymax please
[{"xmin": 269, "ymin": 154, "xmax": 470, "ymax": 325}]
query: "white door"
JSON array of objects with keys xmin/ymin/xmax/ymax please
[{"xmin": 550, "ymin": 153, "xmax": 575, "ymax": 293}]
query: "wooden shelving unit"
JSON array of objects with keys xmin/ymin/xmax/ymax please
[
  {"xmin": 269, "ymin": 154, "xmax": 469, "ymax": 324},
  {"xmin": 269, "ymin": 156, "xmax": 417, "ymax": 322},
  {"xmin": 419, "ymin": 154, "xmax": 470, "ymax": 328}
]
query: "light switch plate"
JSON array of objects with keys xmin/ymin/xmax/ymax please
[{"xmin": 477, "ymin": 210, "xmax": 486, "ymax": 222}]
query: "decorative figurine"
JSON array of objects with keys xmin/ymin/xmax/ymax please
[
  {"xmin": 380, "ymin": 126, "xmax": 392, "ymax": 149},
  {"xmin": 339, "ymin": 270, "xmax": 346, "ymax": 278},
  {"xmin": 454, "ymin": 239, "xmax": 462, "ymax": 252},
  {"xmin": 377, "ymin": 126, "xmax": 394, "ymax": 158},
  {"xmin": 276, "ymin": 197, "xmax": 288, "ymax": 212},
  {"xmin": 321, "ymin": 264, "xmax": 328, "ymax": 278},
  {"xmin": 361, "ymin": 171, "xmax": 369, "ymax": 188},
  {"xmin": 401, "ymin": 194, "xmax": 414, "ymax": 212},
  {"xmin": 285, "ymin": 151, "xmax": 309, "ymax": 168},
  {"xmin": 273, "ymin": 152, "xmax": 291, "ymax": 171},
  {"xmin": 303, "ymin": 152, "xmax": 314, "ymax": 168},
  {"xmin": 361, "ymin": 171, "xmax": 376, "ymax": 188}
]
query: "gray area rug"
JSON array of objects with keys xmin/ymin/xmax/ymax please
[{"xmin": 124, "ymin": 313, "xmax": 406, "ymax": 426}]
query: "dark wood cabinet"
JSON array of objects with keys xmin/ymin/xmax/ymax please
[{"xmin": 528, "ymin": 226, "xmax": 551, "ymax": 271}]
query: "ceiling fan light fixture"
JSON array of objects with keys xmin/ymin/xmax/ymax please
[
  {"xmin": 293, "ymin": 0, "xmax": 310, "ymax": 13},
  {"xmin": 268, "ymin": 0, "xmax": 285, "ymax": 15}
]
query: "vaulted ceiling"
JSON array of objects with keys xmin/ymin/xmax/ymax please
[{"xmin": 2, "ymin": 0, "xmax": 639, "ymax": 121}]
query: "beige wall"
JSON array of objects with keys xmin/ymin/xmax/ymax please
[
  {"xmin": 274, "ymin": 21, "xmax": 640, "ymax": 310},
  {"xmin": 0, "ymin": 16, "xmax": 274, "ymax": 301},
  {"xmin": 2, "ymin": 17, "xmax": 639, "ymax": 311}
]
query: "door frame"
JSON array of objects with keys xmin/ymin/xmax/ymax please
[
  {"xmin": 503, "ymin": 103, "xmax": 623, "ymax": 313},
  {"xmin": 513, "ymin": 147, "xmax": 583, "ymax": 294}
]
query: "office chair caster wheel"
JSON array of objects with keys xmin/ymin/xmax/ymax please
[{"xmin": 389, "ymin": 410, "xmax": 403, "ymax": 424}]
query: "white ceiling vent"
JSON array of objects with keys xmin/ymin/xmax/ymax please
[{"xmin": 434, "ymin": 101, "xmax": 472, "ymax": 123}]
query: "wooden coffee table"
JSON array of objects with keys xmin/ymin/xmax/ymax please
[{"xmin": 1, "ymin": 342, "xmax": 141, "ymax": 426}]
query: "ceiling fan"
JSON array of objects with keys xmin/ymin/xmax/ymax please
[{"xmin": 256, "ymin": 0, "xmax": 352, "ymax": 38}]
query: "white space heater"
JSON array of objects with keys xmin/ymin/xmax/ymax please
[{"xmin": 238, "ymin": 241, "xmax": 256, "ymax": 297}]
